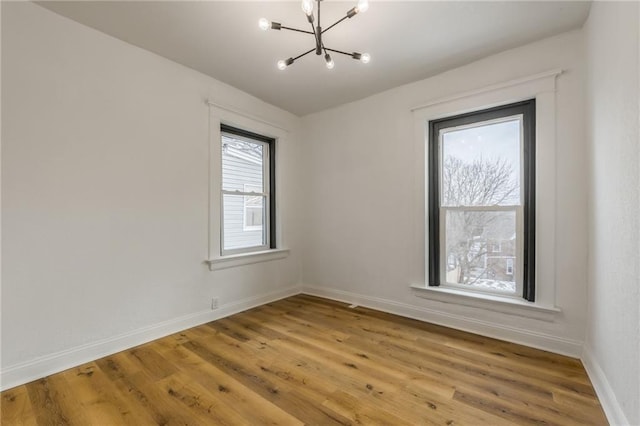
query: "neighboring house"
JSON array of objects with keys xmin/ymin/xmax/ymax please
[
  {"xmin": 446, "ymin": 213, "xmax": 517, "ymax": 287},
  {"xmin": 483, "ymin": 235, "xmax": 516, "ymax": 281},
  {"xmin": 446, "ymin": 236, "xmax": 516, "ymax": 282},
  {"xmin": 222, "ymin": 136, "xmax": 264, "ymax": 250}
]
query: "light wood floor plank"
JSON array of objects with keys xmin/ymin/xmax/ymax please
[
  {"xmin": 1, "ymin": 385, "xmax": 38, "ymax": 426},
  {"xmin": 1, "ymin": 294, "xmax": 608, "ymax": 425}
]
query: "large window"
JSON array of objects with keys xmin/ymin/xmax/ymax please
[
  {"xmin": 221, "ymin": 125, "xmax": 275, "ymax": 255},
  {"xmin": 428, "ymin": 100, "xmax": 536, "ymax": 301}
]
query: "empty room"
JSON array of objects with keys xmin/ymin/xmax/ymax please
[{"xmin": 1, "ymin": 1, "xmax": 639, "ymax": 425}]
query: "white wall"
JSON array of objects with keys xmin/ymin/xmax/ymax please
[
  {"xmin": 584, "ymin": 2, "xmax": 640, "ymax": 425},
  {"xmin": 301, "ymin": 30, "xmax": 588, "ymax": 355},
  {"xmin": 1, "ymin": 2, "xmax": 303, "ymax": 389},
  {"xmin": 3, "ymin": 4, "xmax": 639, "ymax": 422}
]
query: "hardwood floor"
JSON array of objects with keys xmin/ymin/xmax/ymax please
[{"xmin": 1, "ymin": 294, "xmax": 608, "ymax": 425}]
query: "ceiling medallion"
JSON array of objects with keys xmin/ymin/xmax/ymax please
[{"xmin": 259, "ymin": 0, "xmax": 370, "ymax": 70}]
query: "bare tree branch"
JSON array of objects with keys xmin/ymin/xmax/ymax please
[{"xmin": 442, "ymin": 156, "xmax": 518, "ymax": 285}]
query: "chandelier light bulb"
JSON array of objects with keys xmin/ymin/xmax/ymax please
[
  {"xmin": 325, "ymin": 54, "xmax": 335, "ymax": 70},
  {"xmin": 301, "ymin": 0, "xmax": 314, "ymax": 16},
  {"xmin": 356, "ymin": 0, "xmax": 369, "ymax": 13},
  {"xmin": 278, "ymin": 58, "xmax": 294, "ymax": 70},
  {"xmin": 361, "ymin": 53, "xmax": 371, "ymax": 64},
  {"xmin": 258, "ymin": 18, "xmax": 270, "ymax": 31}
]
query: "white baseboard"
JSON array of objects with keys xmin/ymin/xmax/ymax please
[
  {"xmin": 0, "ymin": 285, "xmax": 301, "ymax": 392},
  {"xmin": 301, "ymin": 285, "xmax": 583, "ymax": 357},
  {"xmin": 581, "ymin": 347, "xmax": 630, "ymax": 426}
]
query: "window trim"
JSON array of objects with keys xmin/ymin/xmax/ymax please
[
  {"xmin": 427, "ymin": 100, "xmax": 536, "ymax": 301},
  {"xmin": 206, "ymin": 248, "xmax": 290, "ymax": 271},
  {"xmin": 411, "ymin": 69, "xmax": 562, "ymax": 312},
  {"xmin": 207, "ymin": 102, "xmax": 289, "ymax": 270},
  {"xmin": 220, "ymin": 125, "xmax": 275, "ymax": 255}
]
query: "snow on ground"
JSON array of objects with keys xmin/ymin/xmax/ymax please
[{"xmin": 465, "ymin": 279, "xmax": 516, "ymax": 293}]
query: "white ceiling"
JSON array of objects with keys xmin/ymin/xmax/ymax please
[{"xmin": 37, "ymin": 1, "xmax": 591, "ymax": 116}]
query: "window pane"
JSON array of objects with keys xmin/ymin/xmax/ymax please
[
  {"xmin": 223, "ymin": 194, "xmax": 265, "ymax": 250},
  {"xmin": 444, "ymin": 210, "xmax": 516, "ymax": 293},
  {"xmin": 243, "ymin": 184, "xmax": 264, "ymax": 230},
  {"xmin": 441, "ymin": 118, "xmax": 521, "ymax": 207},
  {"xmin": 222, "ymin": 135, "xmax": 263, "ymax": 192}
]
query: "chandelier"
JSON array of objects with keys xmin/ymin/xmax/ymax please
[{"xmin": 259, "ymin": 0, "xmax": 371, "ymax": 70}]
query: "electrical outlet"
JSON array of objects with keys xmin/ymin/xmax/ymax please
[{"xmin": 211, "ymin": 297, "xmax": 219, "ymax": 310}]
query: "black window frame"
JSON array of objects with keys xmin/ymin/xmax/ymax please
[
  {"xmin": 220, "ymin": 124, "xmax": 277, "ymax": 252},
  {"xmin": 427, "ymin": 99, "xmax": 536, "ymax": 302}
]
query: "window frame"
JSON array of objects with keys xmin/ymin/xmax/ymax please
[
  {"xmin": 220, "ymin": 124, "xmax": 276, "ymax": 256},
  {"xmin": 427, "ymin": 100, "xmax": 536, "ymax": 302},
  {"xmin": 206, "ymin": 102, "xmax": 290, "ymax": 272}
]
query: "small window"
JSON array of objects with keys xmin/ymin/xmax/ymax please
[
  {"xmin": 506, "ymin": 258, "xmax": 514, "ymax": 275},
  {"xmin": 221, "ymin": 125, "xmax": 275, "ymax": 254},
  {"xmin": 428, "ymin": 100, "xmax": 535, "ymax": 301}
]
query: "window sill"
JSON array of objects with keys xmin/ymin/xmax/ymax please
[
  {"xmin": 206, "ymin": 248, "xmax": 290, "ymax": 271},
  {"xmin": 410, "ymin": 284, "xmax": 561, "ymax": 321}
]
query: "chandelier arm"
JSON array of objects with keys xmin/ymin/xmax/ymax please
[
  {"xmin": 280, "ymin": 26, "xmax": 314, "ymax": 35},
  {"xmin": 324, "ymin": 47, "xmax": 354, "ymax": 58},
  {"xmin": 292, "ymin": 48, "xmax": 316, "ymax": 62},
  {"xmin": 321, "ymin": 15, "xmax": 349, "ymax": 34}
]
